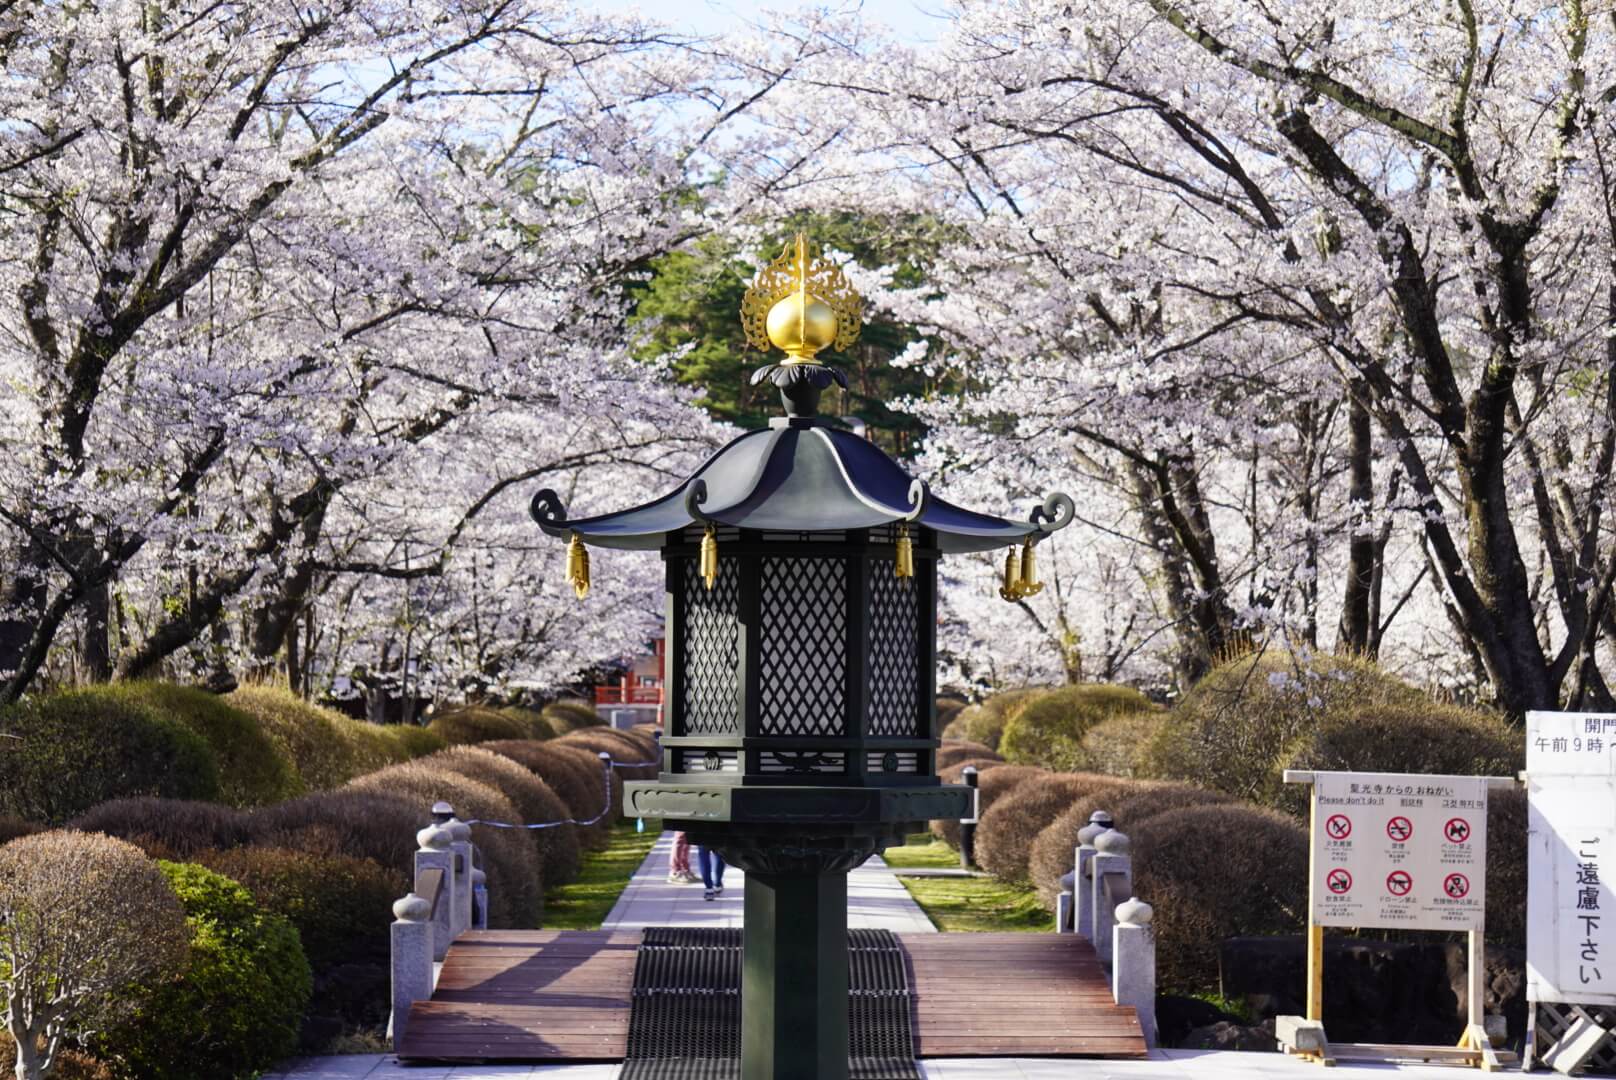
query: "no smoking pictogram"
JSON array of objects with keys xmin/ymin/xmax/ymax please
[
  {"xmin": 1327, "ymin": 868, "xmax": 1353, "ymax": 894},
  {"xmin": 1444, "ymin": 873, "xmax": 1470, "ymax": 899},
  {"xmin": 1444, "ymin": 818, "xmax": 1471, "ymax": 844},
  {"xmin": 1386, "ymin": 870, "xmax": 1414, "ymax": 896},
  {"xmin": 1386, "ymin": 816, "xmax": 1414, "ymax": 842},
  {"xmin": 1326, "ymin": 814, "xmax": 1353, "ymax": 840}
]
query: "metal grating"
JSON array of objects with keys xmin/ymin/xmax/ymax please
[
  {"xmin": 758, "ymin": 750, "xmax": 846, "ymax": 775},
  {"xmin": 866, "ymin": 751, "xmax": 919, "ymax": 775},
  {"xmin": 622, "ymin": 927, "xmax": 920, "ymax": 1080},
  {"xmin": 680, "ymin": 750, "xmax": 740, "ymax": 774},
  {"xmin": 867, "ymin": 559, "xmax": 919, "ymax": 737},
  {"xmin": 1532, "ymin": 1002, "xmax": 1616, "ymax": 1073},
  {"xmin": 682, "ymin": 558, "xmax": 741, "ymax": 736},
  {"xmin": 757, "ymin": 556, "xmax": 848, "ymax": 736}
]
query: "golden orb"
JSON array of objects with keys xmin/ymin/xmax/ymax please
[{"xmin": 765, "ymin": 292, "xmax": 838, "ymax": 360}]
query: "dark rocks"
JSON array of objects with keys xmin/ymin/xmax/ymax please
[
  {"xmin": 1218, "ymin": 935, "xmax": 1526, "ymax": 1047},
  {"xmin": 1181, "ymin": 1019, "xmax": 1277, "ymax": 1052},
  {"xmin": 1157, "ymin": 995, "xmax": 1243, "ymax": 1047}
]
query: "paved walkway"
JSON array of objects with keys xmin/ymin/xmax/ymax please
[{"xmin": 600, "ymin": 832, "xmax": 936, "ymax": 933}]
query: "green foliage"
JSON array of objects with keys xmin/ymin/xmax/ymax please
[
  {"xmin": 1487, "ymin": 787, "xmax": 1528, "ymax": 951},
  {"xmin": 499, "ymin": 706, "xmax": 554, "ymax": 738},
  {"xmin": 628, "ymin": 211, "xmax": 958, "ymax": 451},
  {"xmin": 99, "ymin": 862, "xmax": 311, "ymax": 1080},
  {"xmin": 1273, "ymin": 702, "xmax": 1523, "ymax": 815},
  {"xmin": 998, "ymin": 684, "xmax": 1155, "ymax": 771},
  {"xmin": 882, "ymin": 839, "xmax": 1049, "ymax": 932},
  {"xmin": 113, "ymin": 683, "xmax": 301, "ymax": 806},
  {"xmin": 541, "ymin": 700, "xmax": 605, "ymax": 737},
  {"xmin": 195, "ymin": 846, "xmax": 402, "ymax": 970},
  {"xmin": 1079, "ymin": 712, "xmax": 1167, "ymax": 778},
  {"xmin": 226, "ymin": 685, "xmax": 440, "ymax": 790},
  {"xmin": 955, "ymin": 687, "xmax": 1047, "ymax": 750},
  {"xmin": 1140, "ymin": 651, "xmax": 1424, "ymax": 802},
  {"xmin": 936, "ymin": 740, "xmax": 1003, "ymax": 770},
  {"xmin": 427, "ymin": 705, "xmax": 531, "ymax": 746},
  {"xmin": 543, "ymin": 818, "xmax": 663, "ymax": 930},
  {"xmin": 1130, "ymin": 805, "xmax": 1309, "ymax": 991},
  {"xmin": 0, "ymin": 688, "xmax": 220, "ymax": 823}
]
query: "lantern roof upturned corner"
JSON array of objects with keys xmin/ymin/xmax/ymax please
[{"xmin": 529, "ymin": 232, "xmax": 1073, "ymax": 554}]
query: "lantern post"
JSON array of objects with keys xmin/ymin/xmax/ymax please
[{"xmin": 529, "ymin": 234, "xmax": 1074, "ymax": 1080}]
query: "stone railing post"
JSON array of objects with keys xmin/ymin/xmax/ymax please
[
  {"xmin": 438, "ymin": 804, "xmax": 474, "ymax": 938},
  {"xmin": 414, "ymin": 821, "xmax": 455, "ymax": 961},
  {"xmin": 1073, "ymin": 811, "xmax": 1114, "ymax": 941},
  {"xmin": 1113, "ymin": 897, "xmax": 1157, "ymax": 1048},
  {"xmin": 1091, "ymin": 828, "xmax": 1131, "ymax": 967},
  {"xmin": 389, "ymin": 892, "xmax": 434, "ymax": 1052}
]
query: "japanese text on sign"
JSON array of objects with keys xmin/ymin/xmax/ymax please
[{"xmin": 1310, "ymin": 771, "xmax": 1488, "ymax": 932}]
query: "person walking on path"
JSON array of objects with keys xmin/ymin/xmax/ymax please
[
  {"xmin": 668, "ymin": 831, "xmax": 698, "ymax": 883},
  {"xmin": 698, "ymin": 845, "xmax": 726, "ymax": 900}
]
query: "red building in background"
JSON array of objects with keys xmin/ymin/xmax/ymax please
[{"xmin": 594, "ymin": 638, "xmax": 664, "ymax": 728}]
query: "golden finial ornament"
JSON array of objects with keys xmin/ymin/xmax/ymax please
[
  {"xmin": 999, "ymin": 546, "xmax": 1022, "ymax": 601},
  {"xmin": 895, "ymin": 524, "xmax": 914, "ymax": 580},
  {"xmin": 700, "ymin": 523, "xmax": 719, "ymax": 591},
  {"xmin": 740, "ymin": 233, "xmax": 862, "ymax": 363},
  {"xmin": 565, "ymin": 532, "xmax": 590, "ymax": 600}
]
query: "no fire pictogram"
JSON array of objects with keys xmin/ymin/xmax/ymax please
[
  {"xmin": 1444, "ymin": 818, "xmax": 1472, "ymax": 844},
  {"xmin": 1386, "ymin": 816, "xmax": 1414, "ymax": 842},
  {"xmin": 1444, "ymin": 873, "xmax": 1470, "ymax": 899},
  {"xmin": 1386, "ymin": 870, "xmax": 1414, "ymax": 896},
  {"xmin": 1326, "ymin": 814, "xmax": 1353, "ymax": 840},
  {"xmin": 1327, "ymin": 868, "xmax": 1353, "ymax": 894}
]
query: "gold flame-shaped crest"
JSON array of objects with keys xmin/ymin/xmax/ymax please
[{"xmin": 740, "ymin": 233, "xmax": 862, "ymax": 362}]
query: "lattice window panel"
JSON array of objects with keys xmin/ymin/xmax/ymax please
[
  {"xmin": 866, "ymin": 558, "xmax": 920, "ymax": 737},
  {"xmin": 757, "ymin": 556, "xmax": 848, "ymax": 736},
  {"xmin": 681, "ymin": 557, "xmax": 741, "ymax": 736},
  {"xmin": 1533, "ymin": 1003, "xmax": 1616, "ymax": 1073}
]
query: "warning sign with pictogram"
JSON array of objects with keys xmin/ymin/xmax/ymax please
[{"xmin": 1309, "ymin": 771, "xmax": 1488, "ymax": 931}]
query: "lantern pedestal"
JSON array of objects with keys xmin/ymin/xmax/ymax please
[{"xmin": 742, "ymin": 869, "xmax": 850, "ymax": 1080}]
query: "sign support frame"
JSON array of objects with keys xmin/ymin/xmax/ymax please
[{"xmin": 1283, "ymin": 770, "xmax": 1518, "ymax": 1071}]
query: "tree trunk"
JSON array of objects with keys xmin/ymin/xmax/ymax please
[
  {"xmin": 81, "ymin": 578, "xmax": 112, "ymax": 682},
  {"xmin": 1337, "ymin": 391, "xmax": 1375, "ymax": 656}
]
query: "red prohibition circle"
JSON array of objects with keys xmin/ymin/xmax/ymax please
[
  {"xmin": 1444, "ymin": 873, "xmax": 1470, "ymax": 899},
  {"xmin": 1386, "ymin": 816, "xmax": 1414, "ymax": 842},
  {"xmin": 1326, "ymin": 868, "xmax": 1353, "ymax": 894},
  {"xmin": 1325, "ymin": 814, "xmax": 1353, "ymax": 840},
  {"xmin": 1444, "ymin": 818, "xmax": 1471, "ymax": 844},
  {"xmin": 1386, "ymin": 870, "xmax": 1414, "ymax": 896}
]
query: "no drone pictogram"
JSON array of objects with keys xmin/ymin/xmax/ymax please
[
  {"xmin": 1444, "ymin": 818, "xmax": 1472, "ymax": 844},
  {"xmin": 1444, "ymin": 873, "xmax": 1471, "ymax": 899},
  {"xmin": 1386, "ymin": 816, "xmax": 1414, "ymax": 843},
  {"xmin": 1386, "ymin": 870, "xmax": 1414, "ymax": 896},
  {"xmin": 1326, "ymin": 868, "xmax": 1353, "ymax": 894},
  {"xmin": 1325, "ymin": 814, "xmax": 1353, "ymax": 840}
]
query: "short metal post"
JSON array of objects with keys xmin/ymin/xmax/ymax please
[{"xmin": 959, "ymin": 766, "xmax": 980, "ymax": 869}]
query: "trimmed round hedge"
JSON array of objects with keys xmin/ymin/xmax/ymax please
[
  {"xmin": 427, "ymin": 746, "xmax": 581, "ymax": 887},
  {"xmin": 97, "ymin": 861, "xmax": 311, "ymax": 1080},
  {"xmin": 929, "ymin": 764, "xmax": 1045, "ymax": 848},
  {"xmin": 0, "ymin": 689, "xmax": 219, "ymax": 822},
  {"xmin": 427, "ymin": 705, "xmax": 533, "ymax": 746},
  {"xmin": 226, "ymin": 685, "xmax": 441, "ymax": 790},
  {"xmin": 1079, "ymin": 712, "xmax": 1166, "ymax": 778},
  {"xmin": 71, "ymin": 797, "xmax": 251, "ymax": 859},
  {"xmin": 346, "ymin": 762, "xmax": 542, "ymax": 927},
  {"xmin": 975, "ymin": 772, "xmax": 1125, "ymax": 884},
  {"xmin": 1129, "ymin": 804, "xmax": 1309, "ymax": 990},
  {"xmin": 1140, "ymin": 651, "xmax": 1423, "ymax": 803},
  {"xmin": 542, "ymin": 700, "xmax": 605, "ymax": 736},
  {"xmin": 556, "ymin": 728, "xmax": 658, "ymax": 780},
  {"xmin": 954, "ymin": 687, "xmax": 1046, "ymax": 750},
  {"xmin": 246, "ymin": 789, "xmax": 426, "ymax": 878},
  {"xmin": 937, "ymin": 740, "xmax": 1003, "ymax": 770},
  {"xmin": 481, "ymin": 740, "xmax": 619, "ymax": 850},
  {"xmin": 998, "ymin": 684, "xmax": 1155, "ymax": 772},
  {"xmin": 111, "ymin": 683, "xmax": 301, "ymax": 806}
]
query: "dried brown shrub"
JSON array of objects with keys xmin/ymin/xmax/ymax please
[
  {"xmin": 929, "ymin": 758, "xmax": 1011, "ymax": 846},
  {"xmin": 69, "ymin": 798, "xmax": 251, "ymax": 859},
  {"xmin": 0, "ymin": 1037, "xmax": 114, "ymax": 1080},
  {"xmin": 977, "ymin": 772, "xmax": 1129, "ymax": 884},
  {"xmin": 245, "ymin": 789, "xmax": 425, "ymax": 874},
  {"xmin": 0, "ymin": 816, "xmax": 42, "ymax": 846},
  {"xmin": 556, "ymin": 728, "xmax": 658, "ymax": 780},
  {"xmin": 936, "ymin": 740, "xmax": 1002, "ymax": 770},
  {"xmin": 1079, "ymin": 712, "xmax": 1168, "ymax": 778},
  {"xmin": 999, "ymin": 685, "xmax": 1156, "ymax": 771},
  {"xmin": 427, "ymin": 706, "xmax": 532, "ymax": 746},
  {"xmin": 346, "ymin": 763, "xmax": 542, "ymax": 927},
  {"xmin": 929, "ymin": 764, "xmax": 1045, "ymax": 848},
  {"xmin": 0, "ymin": 832, "xmax": 189, "ymax": 1079},
  {"xmin": 480, "ymin": 740, "xmax": 619, "ymax": 849},
  {"xmin": 1130, "ymin": 804, "xmax": 1309, "ymax": 989},
  {"xmin": 1487, "ymin": 786, "xmax": 1527, "ymax": 951},
  {"xmin": 426, "ymin": 746, "xmax": 582, "ymax": 887}
]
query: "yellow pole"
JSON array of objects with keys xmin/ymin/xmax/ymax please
[{"xmin": 1307, "ymin": 792, "xmax": 1324, "ymax": 1023}]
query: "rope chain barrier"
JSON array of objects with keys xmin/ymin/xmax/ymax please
[{"xmin": 465, "ymin": 750, "xmax": 661, "ymax": 831}]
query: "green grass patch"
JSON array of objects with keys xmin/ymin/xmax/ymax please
[
  {"xmin": 542, "ymin": 818, "xmax": 662, "ymax": 929},
  {"xmin": 882, "ymin": 836, "xmax": 1050, "ymax": 932}
]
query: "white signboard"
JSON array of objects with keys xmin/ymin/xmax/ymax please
[
  {"xmin": 1526, "ymin": 712, "xmax": 1616, "ymax": 1006},
  {"xmin": 1310, "ymin": 771, "xmax": 1488, "ymax": 931}
]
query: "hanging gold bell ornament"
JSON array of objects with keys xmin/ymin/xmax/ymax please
[
  {"xmin": 895, "ymin": 524, "xmax": 914, "ymax": 580},
  {"xmin": 999, "ymin": 545, "xmax": 1023, "ymax": 601},
  {"xmin": 1017, "ymin": 538, "xmax": 1044, "ymax": 598},
  {"xmin": 565, "ymin": 532, "xmax": 590, "ymax": 600},
  {"xmin": 700, "ymin": 523, "xmax": 719, "ymax": 590}
]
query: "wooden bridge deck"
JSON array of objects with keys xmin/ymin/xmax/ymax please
[{"xmin": 397, "ymin": 930, "xmax": 1146, "ymax": 1063}]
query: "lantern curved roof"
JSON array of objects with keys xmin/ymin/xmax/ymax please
[{"xmin": 531, "ymin": 418, "xmax": 1072, "ymax": 554}]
